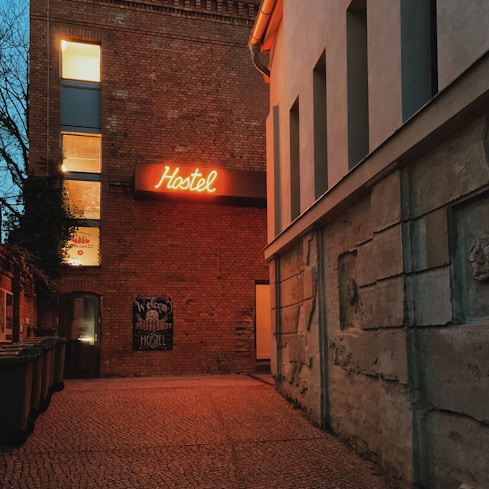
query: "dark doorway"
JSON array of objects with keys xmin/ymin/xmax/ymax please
[{"xmin": 59, "ymin": 292, "xmax": 101, "ymax": 378}]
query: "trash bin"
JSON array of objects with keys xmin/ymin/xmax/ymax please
[
  {"xmin": 1, "ymin": 345, "xmax": 43, "ymax": 420},
  {"xmin": 0, "ymin": 349, "xmax": 34, "ymax": 447},
  {"xmin": 21, "ymin": 339, "xmax": 55, "ymax": 412},
  {"xmin": 44, "ymin": 337, "xmax": 66, "ymax": 392}
]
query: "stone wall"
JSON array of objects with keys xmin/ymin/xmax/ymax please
[
  {"xmin": 403, "ymin": 114, "xmax": 489, "ymax": 489},
  {"xmin": 273, "ymin": 113, "xmax": 489, "ymax": 488}
]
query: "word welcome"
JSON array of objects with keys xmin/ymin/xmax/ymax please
[{"xmin": 154, "ymin": 166, "xmax": 218, "ymax": 193}]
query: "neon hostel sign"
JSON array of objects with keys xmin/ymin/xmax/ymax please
[
  {"xmin": 135, "ymin": 163, "xmax": 266, "ymax": 206},
  {"xmin": 155, "ymin": 166, "xmax": 218, "ymax": 193}
]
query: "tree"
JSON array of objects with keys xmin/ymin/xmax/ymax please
[
  {"xmin": 0, "ymin": 0, "xmax": 28, "ymax": 232},
  {"xmin": 0, "ymin": 0, "xmax": 77, "ymax": 284}
]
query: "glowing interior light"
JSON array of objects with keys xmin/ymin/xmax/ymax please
[
  {"xmin": 61, "ymin": 39, "xmax": 67, "ymax": 51},
  {"xmin": 154, "ymin": 166, "xmax": 218, "ymax": 193}
]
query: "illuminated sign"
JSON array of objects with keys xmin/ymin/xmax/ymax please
[
  {"xmin": 155, "ymin": 166, "xmax": 217, "ymax": 193},
  {"xmin": 135, "ymin": 164, "xmax": 266, "ymax": 206}
]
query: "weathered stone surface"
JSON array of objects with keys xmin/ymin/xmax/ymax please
[
  {"xmin": 357, "ymin": 239, "xmax": 376, "ymax": 286},
  {"xmin": 407, "ymin": 116, "xmax": 489, "ymax": 219},
  {"xmin": 303, "ymin": 265, "xmax": 315, "ymax": 301},
  {"xmin": 331, "ymin": 329, "xmax": 408, "ymax": 382},
  {"xmin": 280, "ymin": 271, "xmax": 304, "ymax": 308},
  {"xmin": 329, "ymin": 367, "xmax": 413, "ymax": 486},
  {"xmin": 450, "ymin": 192, "xmax": 489, "ymax": 323},
  {"xmin": 372, "ymin": 224, "xmax": 404, "ymax": 280},
  {"xmin": 279, "ymin": 242, "xmax": 304, "ymax": 280},
  {"xmin": 279, "ymin": 304, "xmax": 300, "ymax": 334},
  {"xmin": 426, "ymin": 411, "xmax": 489, "ymax": 489},
  {"xmin": 415, "ymin": 324, "xmax": 489, "ymax": 421},
  {"xmin": 371, "ymin": 170, "xmax": 401, "ymax": 232},
  {"xmin": 407, "ymin": 208, "xmax": 449, "ymax": 272},
  {"xmin": 405, "ymin": 267, "xmax": 452, "ymax": 326},
  {"xmin": 348, "ymin": 276, "xmax": 404, "ymax": 330}
]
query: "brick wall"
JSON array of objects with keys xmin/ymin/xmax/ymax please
[{"xmin": 30, "ymin": 0, "xmax": 269, "ymax": 376}]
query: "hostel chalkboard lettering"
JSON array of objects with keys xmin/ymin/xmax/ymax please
[{"xmin": 133, "ymin": 295, "xmax": 173, "ymax": 351}]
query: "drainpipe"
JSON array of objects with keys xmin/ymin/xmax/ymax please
[{"xmin": 248, "ymin": 0, "xmax": 276, "ymax": 80}]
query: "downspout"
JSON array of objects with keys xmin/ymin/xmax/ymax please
[{"xmin": 249, "ymin": 0, "xmax": 276, "ymax": 80}]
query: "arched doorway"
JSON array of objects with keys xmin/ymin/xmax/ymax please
[{"xmin": 59, "ymin": 292, "xmax": 101, "ymax": 378}]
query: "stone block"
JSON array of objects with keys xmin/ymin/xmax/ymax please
[
  {"xmin": 279, "ymin": 304, "xmax": 300, "ymax": 334},
  {"xmin": 303, "ymin": 265, "xmax": 315, "ymax": 301},
  {"xmin": 371, "ymin": 170, "xmax": 401, "ymax": 232},
  {"xmin": 356, "ymin": 240, "xmax": 376, "ymax": 286},
  {"xmin": 414, "ymin": 324, "xmax": 489, "ymax": 421},
  {"xmin": 426, "ymin": 411, "xmax": 489, "ymax": 489},
  {"xmin": 407, "ymin": 116, "xmax": 489, "ymax": 218},
  {"xmin": 408, "ymin": 208, "xmax": 449, "ymax": 272},
  {"xmin": 328, "ymin": 367, "xmax": 412, "ymax": 483},
  {"xmin": 406, "ymin": 267, "xmax": 452, "ymax": 326},
  {"xmin": 279, "ymin": 243, "xmax": 303, "ymax": 281},
  {"xmin": 372, "ymin": 224, "xmax": 403, "ymax": 280},
  {"xmin": 353, "ymin": 277, "xmax": 404, "ymax": 330},
  {"xmin": 280, "ymin": 272, "xmax": 303, "ymax": 308},
  {"xmin": 331, "ymin": 329, "xmax": 408, "ymax": 382}
]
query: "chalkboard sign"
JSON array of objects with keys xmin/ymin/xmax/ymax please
[{"xmin": 133, "ymin": 296, "xmax": 173, "ymax": 351}]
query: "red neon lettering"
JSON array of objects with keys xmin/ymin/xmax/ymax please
[{"xmin": 154, "ymin": 166, "xmax": 217, "ymax": 193}]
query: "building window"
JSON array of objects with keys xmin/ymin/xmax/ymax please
[
  {"xmin": 64, "ymin": 227, "xmax": 101, "ymax": 267},
  {"xmin": 290, "ymin": 97, "xmax": 300, "ymax": 221},
  {"xmin": 313, "ymin": 51, "xmax": 328, "ymax": 199},
  {"xmin": 272, "ymin": 105, "xmax": 282, "ymax": 236},
  {"xmin": 347, "ymin": 0, "xmax": 369, "ymax": 169},
  {"xmin": 64, "ymin": 179, "xmax": 101, "ymax": 220},
  {"xmin": 61, "ymin": 81, "xmax": 101, "ymax": 131},
  {"xmin": 400, "ymin": 0, "xmax": 438, "ymax": 120},
  {"xmin": 62, "ymin": 132, "xmax": 101, "ymax": 266},
  {"xmin": 62, "ymin": 133, "xmax": 101, "ymax": 173},
  {"xmin": 60, "ymin": 40, "xmax": 101, "ymax": 267},
  {"xmin": 0, "ymin": 289, "xmax": 13, "ymax": 343},
  {"xmin": 61, "ymin": 41, "xmax": 100, "ymax": 82}
]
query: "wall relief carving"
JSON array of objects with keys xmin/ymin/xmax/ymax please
[{"xmin": 469, "ymin": 237, "xmax": 489, "ymax": 281}]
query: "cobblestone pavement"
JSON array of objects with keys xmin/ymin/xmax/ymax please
[{"xmin": 0, "ymin": 375, "xmax": 391, "ymax": 489}]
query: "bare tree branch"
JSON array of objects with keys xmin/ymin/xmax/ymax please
[{"xmin": 0, "ymin": 0, "xmax": 28, "ymax": 231}]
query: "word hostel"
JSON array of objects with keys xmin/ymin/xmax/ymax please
[
  {"xmin": 155, "ymin": 166, "xmax": 218, "ymax": 193},
  {"xmin": 29, "ymin": 0, "xmax": 270, "ymax": 377}
]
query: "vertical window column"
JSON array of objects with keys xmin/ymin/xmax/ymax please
[
  {"xmin": 313, "ymin": 51, "xmax": 328, "ymax": 199},
  {"xmin": 60, "ymin": 40, "xmax": 102, "ymax": 267},
  {"xmin": 347, "ymin": 0, "xmax": 369, "ymax": 169},
  {"xmin": 400, "ymin": 0, "xmax": 438, "ymax": 121},
  {"xmin": 272, "ymin": 105, "xmax": 282, "ymax": 236},
  {"xmin": 289, "ymin": 98, "xmax": 300, "ymax": 221}
]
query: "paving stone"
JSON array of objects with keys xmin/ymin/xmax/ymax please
[{"xmin": 0, "ymin": 375, "xmax": 391, "ymax": 488}]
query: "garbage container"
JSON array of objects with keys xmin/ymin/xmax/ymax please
[
  {"xmin": 0, "ymin": 349, "xmax": 34, "ymax": 447},
  {"xmin": 44, "ymin": 337, "xmax": 66, "ymax": 392},
  {"xmin": 21, "ymin": 339, "xmax": 55, "ymax": 412},
  {"xmin": 1, "ymin": 345, "xmax": 43, "ymax": 420}
]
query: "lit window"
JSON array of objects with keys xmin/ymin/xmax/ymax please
[
  {"xmin": 61, "ymin": 41, "xmax": 100, "ymax": 82},
  {"xmin": 64, "ymin": 227, "xmax": 101, "ymax": 267},
  {"xmin": 0, "ymin": 290, "xmax": 13, "ymax": 343},
  {"xmin": 62, "ymin": 133, "xmax": 101, "ymax": 173},
  {"xmin": 64, "ymin": 180, "xmax": 101, "ymax": 220}
]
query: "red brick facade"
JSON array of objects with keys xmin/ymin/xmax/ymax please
[{"xmin": 29, "ymin": 0, "xmax": 269, "ymax": 376}]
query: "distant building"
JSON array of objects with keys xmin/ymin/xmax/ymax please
[
  {"xmin": 249, "ymin": 1, "xmax": 489, "ymax": 488},
  {"xmin": 29, "ymin": 0, "xmax": 270, "ymax": 377}
]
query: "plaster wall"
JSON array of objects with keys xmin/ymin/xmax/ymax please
[
  {"xmin": 264, "ymin": 2, "xmax": 489, "ymax": 485},
  {"xmin": 437, "ymin": 0, "xmax": 489, "ymax": 91}
]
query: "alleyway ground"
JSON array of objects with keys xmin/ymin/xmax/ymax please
[{"xmin": 1, "ymin": 375, "xmax": 391, "ymax": 488}]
